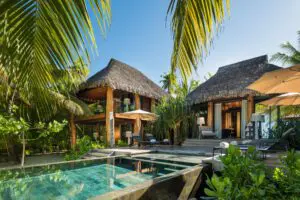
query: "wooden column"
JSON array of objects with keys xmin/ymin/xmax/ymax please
[
  {"xmin": 135, "ymin": 93, "xmax": 141, "ymax": 110},
  {"xmin": 115, "ymin": 124, "xmax": 121, "ymax": 142},
  {"xmin": 247, "ymin": 95, "xmax": 255, "ymax": 122},
  {"xmin": 105, "ymin": 87, "xmax": 114, "ymax": 145},
  {"xmin": 207, "ymin": 102, "xmax": 213, "ymax": 127},
  {"xmin": 151, "ymin": 98, "xmax": 156, "ymax": 112},
  {"xmin": 134, "ymin": 118, "xmax": 141, "ymax": 138},
  {"xmin": 69, "ymin": 113, "xmax": 76, "ymax": 149}
]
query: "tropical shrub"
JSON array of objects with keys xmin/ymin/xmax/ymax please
[
  {"xmin": 269, "ymin": 120, "xmax": 300, "ymax": 149},
  {"xmin": 64, "ymin": 135, "xmax": 106, "ymax": 161},
  {"xmin": 205, "ymin": 145, "xmax": 300, "ymax": 199},
  {"xmin": 116, "ymin": 140, "xmax": 128, "ymax": 147},
  {"xmin": 153, "ymin": 96, "xmax": 195, "ymax": 144}
]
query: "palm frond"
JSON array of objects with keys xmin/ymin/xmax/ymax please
[
  {"xmin": 0, "ymin": 0, "xmax": 111, "ymax": 114},
  {"xmin": 271, "ymin": 40, "xmax": 300, "ymax": 65},
  {"xmin": 168, "ymin": 0, "xmax": 229, "ymax": 82}
]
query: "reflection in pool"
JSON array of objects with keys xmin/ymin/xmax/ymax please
[{"xmin": 0, "ymin": 157, "xmax": 195, "ymax": 200}]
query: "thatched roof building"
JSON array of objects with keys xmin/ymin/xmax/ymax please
[
  {"xmin": 80, "ymin": 58, "xmax": 166, "ymax": 99},
  {"xmin": 187, "ymin": 55, "xmax": 281, "ymax": 104}
]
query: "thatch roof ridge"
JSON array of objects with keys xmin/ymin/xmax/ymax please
[
  {"xmin": 187, "ymin": 55, "xmax": 282, "ymax": 104},
  {"xmin": 80, "ymin": 58, "xmax": 166, "ymax": 99}
]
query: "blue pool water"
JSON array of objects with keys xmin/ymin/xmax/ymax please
[{"xmin": 0, "ymin": 157, "xmax": 193, "ymax": 200}]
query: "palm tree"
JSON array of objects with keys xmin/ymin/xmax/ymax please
[
  {"xmin": 160, "ymin": 72, "xmax": 177, "ymax": 95},
  {"xmin": 167, "ymin": 0, "xmax": 230, "ymax": 83},
  {"xmin": 271, "ymin": 31, "xmax": 300, "ymax": 65},
  {"xmin": 0, "ymin": 0, "xmax": 111, "ymax": 113}
]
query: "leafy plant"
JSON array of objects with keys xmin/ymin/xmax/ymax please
[
  {"xmin": 205, "ymin": 145, "xmax": 300, "ymax": 199},
  {"xmin": 153, "ymin": 96, "xmax": 195, "ymax": 144},
  {"xmin": 116, "ymin": 140, "xmax": 128, "ymax": 147},
  {"xmin": 64, "ymin": 135, "xmax": 106, "ymax": 161},
  {"xmin": 272, "ymin": 150, "xmax": 300, "ymax": 198}
]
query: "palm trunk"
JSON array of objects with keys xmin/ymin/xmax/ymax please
[{"xmin": 21, "ymin": 132, "xmax": 25, "ymax": 167}]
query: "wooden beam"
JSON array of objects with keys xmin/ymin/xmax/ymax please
[
  {"xmin": 135, "ymin": 93, "xmax": 140, "ymax": 110},
  {"xmin": 106, "ymin": 87, "xmax": 114, "ymax": 144},
  {"xmin": 75, "ymin": 114, "xmax": 105, "ymax": 123},
  {"xmin": 207, "ymin": 102, "xmax": 213, "ymax": 127},
  {"xmin": 69, "ymin": 113, "xmax": 76, "ymax": 149}
]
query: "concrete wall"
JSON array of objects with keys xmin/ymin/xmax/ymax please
[{"xmin": 93, "ymin": 165, "xmax": 204, "ymax": 200}]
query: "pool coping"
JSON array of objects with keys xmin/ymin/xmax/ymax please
[{"xmin": 0, "ymin": 155, "xmax": 125, "ymax": 171}]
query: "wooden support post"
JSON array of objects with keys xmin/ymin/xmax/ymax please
[
  {"xmin": 134, "ymin": 118, "xmax": 141, "ymax": 137},
  {"xmin": 247, "ymin": 95, "xmax": 254, "ymax": 122},
  {"xmin": 151, "ymin": 98, "xmax": 156, "ymax": 112},
  {"xmin": 69, "ymin": 113, "xmax": 76, "ymax": 149},
  {"xmin": 106, "ymin": 87, "xmax": 114, "ymax": 145},
  {"xmin": 115, "ymin": 124, "xmax": 121, "ymax": 143},
  {"xmin": 135, "ymin": 94, "xmax": 141, "ymax": 110},
  {"xmin": 207, "ymin": 102, "xmax": 213, "ymax": 127}
]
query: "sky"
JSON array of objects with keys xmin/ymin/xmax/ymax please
[{"xmin": 89, "ymin": 0, "xmax": 300, "ymax": 85}]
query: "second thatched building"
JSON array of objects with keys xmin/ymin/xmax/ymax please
[{"xmin": 186, "ymin": 55, "xmax": 281, "ymax": 139}]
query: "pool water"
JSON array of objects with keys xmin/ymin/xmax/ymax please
[{"xmin": 0, "ymin": 157, "xmax": 194, "ymax": 200}]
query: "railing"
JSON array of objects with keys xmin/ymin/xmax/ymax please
[{"xmin": 89, "ymin": 98, "xmax": 148, "ymax": 114}]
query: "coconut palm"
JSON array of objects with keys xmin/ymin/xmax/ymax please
[
  {"xmin": 160, "ymin": 72, "xmax": 177, "ymax": 95},
  {"xmin": 0, "ymin": 0, "xmax": 111, "ymax": 114},
  {"xmin": 168, "ymin": 0, "xmax": 230, "ymax": 83},
  {"xmin": 271, "ymin": 31, "xmax": 300, "ymax": 65}
]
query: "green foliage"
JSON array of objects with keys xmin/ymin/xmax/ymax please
[
  {"xmin": 36, "ymin": 120, "xmax": 68, "ymax": 138},
  {"xmin": 64, "ymin": 135, "xmax": 106, "ymax": 161},
  {"xmin": 0, "ymin": 113, "xmax": 29, "ymax": 136},
  {"xmin": 116, "ymin": 140, "xmax": 128, "ymax": 147},
  {"xmin": 271, "ymin": 31, "xmax": 300, "ymax": 65},
  {"xmin": 273, "ymin": 150, "xmax": 300, "ymax": 198},
  {"xmin": 153, "ymin": 96, "xmax": 195, "ymax": 143},
  {"xmin": 205, "ymin": 145, "xmax": 300, "ymax": 199},
  {"xmin": 269, "ymin": 120, "xmax": 300, "ymax": 148},
  {"xmin": 0, "ymin": 0, "xmax": 111, "ymax": 115},
  {"xmin": 167, "ymin": 0, "xmax": 230, "ymax": 83}
]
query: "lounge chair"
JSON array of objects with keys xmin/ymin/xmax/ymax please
[
  {"xmin": 258, "ymin": 127, "xmax": 295, "ymax": 151},
  {"xmin": 137, "ymin": 134, "xmax": 170, "ymax": 147}
]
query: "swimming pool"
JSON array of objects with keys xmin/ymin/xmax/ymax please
[{"xmin": 0, "ymin": 156, "xmax": 197, "ymax": 200}]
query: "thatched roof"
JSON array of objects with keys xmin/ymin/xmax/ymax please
[
  {"xmin": 80, "ymin": 59, "xmax": 166, "ymax": 99},
  {"xmin": 186, "ymin": 55, "xmax": 281, "ymax": 104}
]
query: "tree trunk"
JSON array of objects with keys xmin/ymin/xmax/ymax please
[
  {"xmin": 7, "ymin": 136, "xmax": 20, "ymax": 163},
  {"xmin": 69, "ymin": 113, "xmax": 76, "ymax": 149},
  {"xmin": 21, "ymin": 132, "xmax": 25, "ymax": 167}
]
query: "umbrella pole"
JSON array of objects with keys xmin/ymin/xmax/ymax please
[
  {"xmin": 276, "ymin": 106, "xmax": 281, "ymax": 124},
  {"xmin": 269, "ymin": 106, "xmax": 272, "ymax": 131}
]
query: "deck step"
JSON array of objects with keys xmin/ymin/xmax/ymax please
[{"xmin": 182, "ymin": 139, "xmax": 235, "ymax": 147}]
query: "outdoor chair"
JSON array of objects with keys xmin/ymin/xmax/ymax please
[
  {"xmin": 137, "ymin": 134, "xmax": 160, "ymax": 147},
  {"xmin": 258, "ymin": 127, "xmax": 295, "ymax": 151}
]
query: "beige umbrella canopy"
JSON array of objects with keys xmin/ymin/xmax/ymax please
[
  {"xmin": 259, "ymin": 93, "xmax": 300, "ymax": 106},
  {"xmin": 121, "ymin": 109, "xmax": 157, "ymax": 121},
  {"xmin": 247, "ymin": 65, "xmax": 300, "ymax": 94}
]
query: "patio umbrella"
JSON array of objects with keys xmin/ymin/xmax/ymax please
[
  {"xmin": 122, "ymin": 109, "xmax": 158, "ymax": 121},
  {"xmin": 247, "ymin": 65, "xmax": 300, "ymax": 94},
  {"xmin": 259, "ymin": 93, "xmax": 300, "ymax": 106}
]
